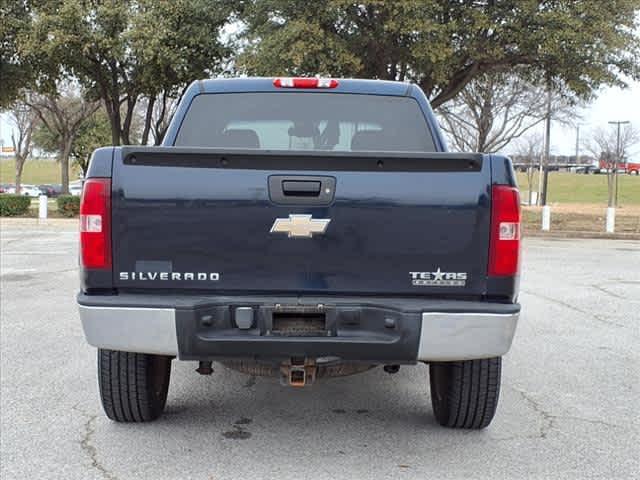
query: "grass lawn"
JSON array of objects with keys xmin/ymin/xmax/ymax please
[
  {"xmin": 516, "ymin": 171, "xmax": 640, "ymax": 206},
  {"xmin": 0, "ymin": 158, "xmax": 81, "ymax": 185}
]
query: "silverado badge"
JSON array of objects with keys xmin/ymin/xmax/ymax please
[{"xmin": 270, "ymin": 214, "xmax": 331, "ymax": 238}]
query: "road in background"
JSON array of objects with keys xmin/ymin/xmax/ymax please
[{"xmin": 1, "ymin": 221, "xmax": 638, "ymax": 480}]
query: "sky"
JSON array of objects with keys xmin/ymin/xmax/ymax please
[{"xmin": 1, "ymin": 79, "xmax": 639, "ymax": 158}]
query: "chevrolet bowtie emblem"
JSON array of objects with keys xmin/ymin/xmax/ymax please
[{"xmin": 270, "ymin": 214, "xmax": 331, "ymax": 238}]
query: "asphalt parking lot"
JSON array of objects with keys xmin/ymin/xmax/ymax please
[{"xmin": 1, "ymin": 220, "xmax": 638, "ymax": 480}]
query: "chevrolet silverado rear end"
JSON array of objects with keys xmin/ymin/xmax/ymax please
[{"xmin": 78, "ymin": 77, "xmax": 521, "ymax": 428}]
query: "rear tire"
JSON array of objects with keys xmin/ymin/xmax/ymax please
[
  {"xmin": 98, "ymin": 349, "xmax": 171, "ymax": 422},
  {"xmin": 429, "ymin": 357, "xmax": 501, "ymax": 429}
]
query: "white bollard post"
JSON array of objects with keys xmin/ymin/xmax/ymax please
[
  {"xmin": 38, "ymin": 195, "xmax": 48, "ymax": 222},
  {"xmin": 541, "ymin": 205, "xmax": 551, "ymax": 231},
  {"xmin": 606, "ymin": 207, "xmax": 616, "ymax": 233}
]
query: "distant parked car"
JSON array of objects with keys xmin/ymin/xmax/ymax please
[
  {"xmin": 20, "ymin": 185, "xmax": 43, "ymax": 197},
  {"xmin": 576, "ymin": 165, "xmax": 600, "ymax": 174},
  {"xmin": 69, "ymin": 184, "xmax": 83, "ymax": 196},
  {"xmin": 38, "ymin": 184, "xmax": 63, "ymax": 197},
  {"xmin": 598, "ymin": 160, "xmax": 640, "ymax": 174},
  {"xmin": 2, "ymin": 184, "xmax": 40, "ymax": 196}
]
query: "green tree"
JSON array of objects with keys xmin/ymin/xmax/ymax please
[
  {"xmin": 236, "ymin": 0, "xmax": 640, "ymax": 108},
  {"xmin": 0, "ymin": 1, "xmax": 33, "ymax": 108},
  {"xmin": 70, "ymin": 109, "xmax": 112, "ymax": 176},
  {"xmin": 22, "ymin": 0, "xmax": 233, "ymax": 145}
]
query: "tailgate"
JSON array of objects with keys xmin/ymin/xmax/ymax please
[{"xmin": 111, "ymin": 148, "xmax": 491, "ymax": 297}]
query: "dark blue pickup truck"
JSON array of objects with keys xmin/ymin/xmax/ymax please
[{"xmin": 78, "ymin": 77, "xmax": 521, "ymax": 429}]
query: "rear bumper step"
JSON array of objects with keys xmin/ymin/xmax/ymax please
[{"xmin": 78, "ymin": 294, "xmax": 519, "ymax": 362}]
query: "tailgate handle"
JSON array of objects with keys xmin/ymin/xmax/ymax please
[
  {"xmin": 282, "ymin": 180, "xmax": 321, "ymax": 197},
  {"xmin": 269, "ymin": 175, "xmax": 336, "ymax": 205}
]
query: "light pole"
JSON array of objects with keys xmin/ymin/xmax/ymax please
[
  {"xmin": 540, "ymin": 87, "xmax": 552, "ymax": 206},
  {"xmin": 608, "ymin": 120, "xmax": 630, "ymax": 207}
]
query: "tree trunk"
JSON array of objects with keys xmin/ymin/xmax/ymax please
[
  {"xmin": 399, "ymin": 62, "xmax": 407, "ymax": 82},
  {"xmin": 103, "ymin": 92, "xmax": 122, "ymax": 146},
  {"xmin": 389, "ymin": 62, "xmax": 397, "ymax": 80},
  {"xmin": 141, "ymin": 96, "xmax": 156, "ymax": 146},
  {"xmin": 59, "ymin": 137, "xmax": 73, "ymax": 194},
  {"xmin": 527, "ymin": 168, "xmax": 534, "ymax": 205},
  {"xmin": 15, "ymin": 157, "xmax": 24, "ymax": 195},
  {"xmin": 79, "ymin": 161, "xmax": 90, "ymax": 178},
  {"xmin": 121, "ymin": 97, "xmax": 137, "ymax": 145},
  {"xmin": 102, "ymin": 96, "xmax": 120, "ymax": 146},
  {"xmin": 110, "ymin": 116, "xmax": 120, "ymax": 145},
  {"xmin": 97, "ymin": 82, "xmax": 121, "ymax": 146},
  {"xmin": 154, "ymin": 128, "xmax": 166, "ymax": 145},
  {"xmin": 607, "ymin": 171, "xmax": 615, "ymax": 207},
  {"xmin": 153, "ymin": 92, "xmax": 170, "ymax": 145}
]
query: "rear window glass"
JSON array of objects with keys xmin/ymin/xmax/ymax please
[{"xmin": 174, "ymin": 93, "xmax": 435, "ymax": 152}]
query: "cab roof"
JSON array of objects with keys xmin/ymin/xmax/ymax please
[{"xmin": 195, "ymin": 77, "xmax": 415, "ymax": 97}]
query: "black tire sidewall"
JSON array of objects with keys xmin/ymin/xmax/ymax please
[{"xmin": 97, "ymin": 349, "xmax": 172, "ymax": 422}]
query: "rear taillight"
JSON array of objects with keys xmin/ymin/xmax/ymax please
[
  {"xmin": 80, "ymin": 178, "xmax": 111, "ymax": 269},
  {"xmin": 273, "ymin": 77, "xmax": 339, "ymax": 89},
  {"xmin": 488, "ymin": 185, "xmax": 521, "ymax": 276}
]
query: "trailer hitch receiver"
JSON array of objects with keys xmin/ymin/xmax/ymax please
[{"xmin": 280, "ymin": 358, "xmax": 317, "ymax": 387}]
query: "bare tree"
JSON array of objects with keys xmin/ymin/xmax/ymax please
[
  {"xmin": 26, "ymin": 82, "xmax": 100, "ymax": 193},
  {"xmin": 8, "ymin": 102, "xmax": 38, "ymax": 194},
  {"xmin": 438, "ymin": 73, "xmax": 578, "ymax": 153},
  {"xmin": 513, "ymin": 133, "xmax": 544, "ymax": 205},
  {"xmin": 584, "ymin": 124, "xmax": 640, "ymax": 206}
]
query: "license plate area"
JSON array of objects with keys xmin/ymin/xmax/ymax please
[
  {"xmin": 179, "ymin": 302, "xmax": 420, "ymax": 361},
  {"xmin": 272, "ymin": 312, "xmax": 327, "ymax": 336}
]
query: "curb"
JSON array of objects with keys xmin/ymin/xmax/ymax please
[
  {"xmin": 0, "ymin": 217, "xmax": 77, "ymax": 223},
  {"xmin": 524, "ymin": 230, "xmax": 640, "ymax": 240},
  {"xmin": 0, "ymin": 217, "xmax": 78, "ymax": 230}
]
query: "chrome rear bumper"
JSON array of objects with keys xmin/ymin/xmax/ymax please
[
  {"xmin": 79, "ymin": 296, "xmax": 519, "ymax": 361},
  {"xmin": 417, "ymin": 312, "xmax": 518, "ymax": 361},
  {"xmin": 80, "ymin": 305, "xmax": 177, "ymax": 356}
]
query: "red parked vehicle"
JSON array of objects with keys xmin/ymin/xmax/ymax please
[
  {"xmin": 598, "ymin": 159, "xmax": 640, "ymax": 175},
  {"xmin": 627, "ymin": 161, "xmax": 640, "ymax": 175}
]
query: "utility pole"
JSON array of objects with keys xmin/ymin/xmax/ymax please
[
  {"xmin": 608, "ymin": 120, "xmax": 630, "ymax": 207},
  {"xmin": 540, "ymin": 85, "xmax": 552, "ymax": 206}
]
